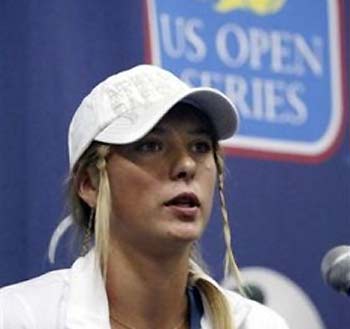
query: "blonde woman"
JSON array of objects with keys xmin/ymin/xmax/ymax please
[{"xmin": 0, "ymin": 65, "xmax": 289, "ymax": 329}]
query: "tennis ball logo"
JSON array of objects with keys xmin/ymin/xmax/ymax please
[{"xmin": 215, "ymin": 0, "xmax": 286, "ymax": 15}]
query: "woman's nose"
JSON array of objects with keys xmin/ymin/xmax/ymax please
[{"xmin": 169, "ymin": 148, "xmax": 196, "ymax": 182}]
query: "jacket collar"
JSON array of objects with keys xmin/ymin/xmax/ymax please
[
  {"xmin": 65, "ymin": 250, "xmax": 110, "ymax": 329},
  {"xmin": 65, "ymin": 250, "xmax": 250, "ymax": 329},
  {"xmin": 189, "ymin": 260, "xmax": 251, "ymax": 328}
]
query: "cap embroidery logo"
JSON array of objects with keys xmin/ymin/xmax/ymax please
[{"xmin": 105, "ymin": 86, "xmax": 139, "ymax": 125}]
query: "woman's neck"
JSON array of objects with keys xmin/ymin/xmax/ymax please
[{"xmin": 106, "ymin": 241, "xmax": 191, "ymax": 329}]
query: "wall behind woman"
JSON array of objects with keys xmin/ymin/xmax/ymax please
[
  {"xmin": 0, "ymin": 0, "xmax": 145, "ymax": 282},
  {"xmin": 0, "ymin": 1, "xmax": 349, "ymax": 328}
]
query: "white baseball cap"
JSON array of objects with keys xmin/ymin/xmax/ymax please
[{"xmin": 68, "ymin": 64, "xmax": 239, "ymax": 169}]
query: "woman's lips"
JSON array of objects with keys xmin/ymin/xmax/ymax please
[
  {"xmin": 164, "ymin": 192, "xmax": 200, "ymax": 207},
  {"xmin": 165, "ymin": 204, "xmax": 199, "ymax": 219},
  {"xmin": 164, "ymin": 192, "xmax": 200, "ymax": 219}
]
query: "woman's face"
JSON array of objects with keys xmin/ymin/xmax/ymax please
[{"xmin": 106, "ymin": 103, "xmax": 218, "ymax": 255}]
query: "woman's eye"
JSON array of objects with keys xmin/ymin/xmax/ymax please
[
  {"xmin": 136, "ymin": 140, "xmax": 163, "ymax": 153},
  {"xmin": 192, "ymin": 140, "xmax": 212, "ymax": 153}
]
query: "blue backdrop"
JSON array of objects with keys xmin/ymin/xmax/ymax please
[{"xmin": 0, "ymin": 1, "xmax": 349, "ymax": 328}]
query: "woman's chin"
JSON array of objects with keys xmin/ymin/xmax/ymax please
[{"xmin": 166, "ymin": 222, "xmax": 204, "ymax": 243}]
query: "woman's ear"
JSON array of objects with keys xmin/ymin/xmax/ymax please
[{"xmin": 77, "ymin": 168, "xmax": 98, "ymax": 208}]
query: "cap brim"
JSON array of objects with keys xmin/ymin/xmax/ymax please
[{"xmin": 94, "ymin": 87, "xmax": 239, "ymax": 145}]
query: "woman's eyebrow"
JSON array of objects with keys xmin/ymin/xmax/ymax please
[{"xmin": 188, "ymin": 128, "xmax": 212, "ymax": 136}]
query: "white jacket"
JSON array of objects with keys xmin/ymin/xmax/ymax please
[{"xmin": 0, "ymin": 250, "xmax": 289, "ymax": 329}]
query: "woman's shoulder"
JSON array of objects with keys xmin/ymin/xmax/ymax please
[
  {"xmin": 0, "ymin": 268, "xmax": 70, "ymax": 329},
  {"xmin": 222, "ymin": 288, "xmax": 290, "ymax": 329},
  {"xmin": 1, "ymin": 268, "xmax": 70, "ymax": 298},
  {"xmin": 189, "ymin": 264, "xmax": 290, "ymax": 329}
]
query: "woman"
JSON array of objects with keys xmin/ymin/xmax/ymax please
[{"xmin": 0, "ymin": 65, "xmax": 289, "ymax": 329}]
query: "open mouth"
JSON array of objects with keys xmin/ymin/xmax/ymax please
[{"xmin": 164, "ymin": 192, "xmax": 200, "ymax": 208}]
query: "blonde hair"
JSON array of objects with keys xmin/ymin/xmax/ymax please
[{"xmin": 68, "ymin": 141, "xmax": 242, "ymax": 329}]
